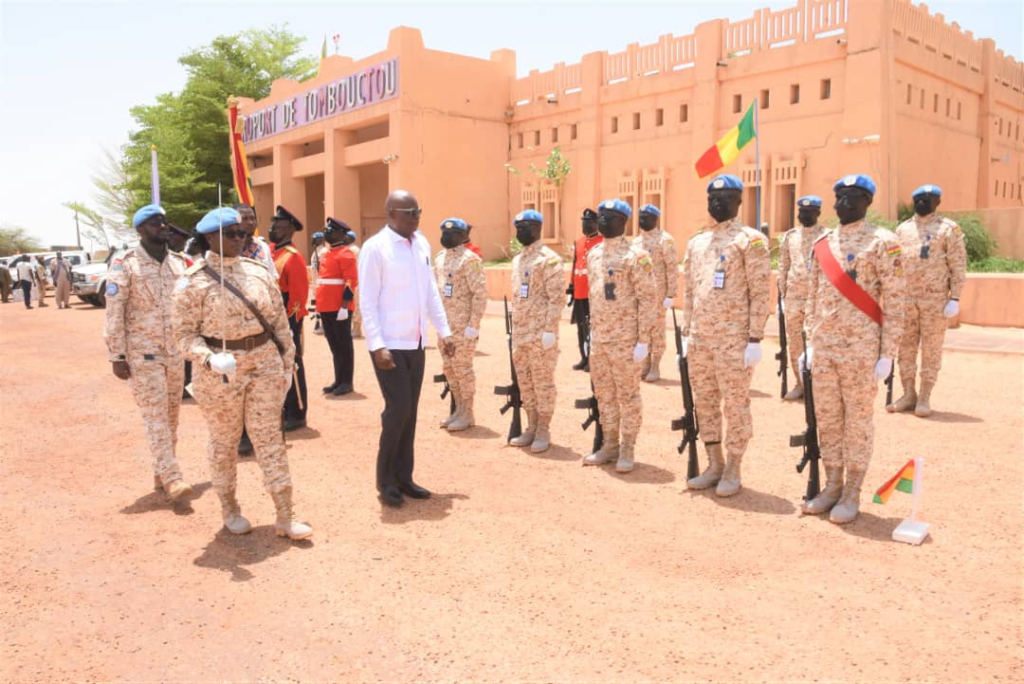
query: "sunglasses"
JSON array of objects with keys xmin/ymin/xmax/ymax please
[
  {"xmin": 392, "ymin": 207, "xmax": 423, "ymax": 218},
  {"xmin": 220, "ymin": 229, "xmax": 248, "ymax": 239},
  {"xmin": 142, "ymin": 217, "xmax": 168, "ymax": 227}
]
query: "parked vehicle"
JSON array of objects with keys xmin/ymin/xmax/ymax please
[{"xmin": 72, "ymin": 250, "xmax": 123, "ymax": 308}]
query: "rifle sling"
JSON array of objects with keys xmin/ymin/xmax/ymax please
[
  {"xmin": 201, "ymin": 264, "xmax": 286, "ymax": 356},
  {"xmin": 813, "ymin": 239, "xmax": 883, "ymax": 326}
]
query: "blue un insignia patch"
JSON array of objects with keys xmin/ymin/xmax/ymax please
[{"xmin": 106, "ymin": 282, "xmax": 119, "ymax": 297}]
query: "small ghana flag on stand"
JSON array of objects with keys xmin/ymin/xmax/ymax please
[
  {"xmin": 694, "ymin": 103, "xmax": 757, "ymax": 179},
  {"xmin": 873, "ymin": 459, "xmax": 915, "ymax": 504}
]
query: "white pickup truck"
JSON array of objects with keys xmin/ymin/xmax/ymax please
[{"xmin": 71, "ymin": 250, "xmax": 122, "ymax": 307}]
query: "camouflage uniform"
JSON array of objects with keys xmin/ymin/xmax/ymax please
[
  {"xmin": 434, "ymin": 244, "xmax": 488, "ymax": 425},
  {"xmin": 587, "ymin": 237, "xmax": 658, "ymax": 450},
  {"xmin": 34, "ymin": 262, "xmax": 48, "ymax": 306},
  {"xmin": 778, "ymin": 222, "xmax": 827, "ymax": 390},
  {"xmin": 681, "ymin": 217, "xmax": 771, "ymax": 488},
  {"xmin": 798, "ymin": 220, "xmax": 905, "ymax": 517},
  {"xmin": 104, "ymin": 248, "xmax": 189, "ymax": 487},
  {"xmin": 893, "ymin": 214, "xmax": 966, "ymax": 398},
  {"xmin": 633, "ymin": 227, "xmax": 679, "ymax": 375},
  {"xmin": 171, "ymin": 253, "xmax": 297, "ymax": 499},
  {"xmin": 510, "ymin": 242, "xmax": 564, "ymax": 430}
]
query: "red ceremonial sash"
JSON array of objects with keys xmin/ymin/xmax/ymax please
[{"xmin": 813, "ymin": 238, "xmax": 883, "ymax": 325}]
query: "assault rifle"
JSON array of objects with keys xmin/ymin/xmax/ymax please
[
  {"xmin": 573, "ymin": 317, "xmax": 603, "ymax": 453},
  {"xmin": 791, "ymin": 333, "xmax": 821, "ymax": 501},
  {"xmin": 433, "ymin": 373, "xmax": 455, "ymax": 417},
  {"xmin": 775, "ymin": 288, "xmax": 788, "ymax": 398},
  {"xmin": 493, "ymin": 297, "xmax": 523, "ymax": 442},
  {"xmin": 670, "ymin": 309, "xmax": 700, "ymax": 480},
  {"xmin": 885, "ymin": 364, "xmax": 895, "ymax": 407}
]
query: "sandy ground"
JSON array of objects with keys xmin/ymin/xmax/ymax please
[{"xmin": 0, "ymin": 298, "xmax": 1021, "ymax": 684}]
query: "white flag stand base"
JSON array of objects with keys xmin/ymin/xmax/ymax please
[{"xmin": 892, "ymin": 518, "xmax": 930, "ymax": 545}]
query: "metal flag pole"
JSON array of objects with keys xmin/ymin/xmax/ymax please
[
  {"xmin": 218, "ymin": 184, "xmax": 226, "ymax": 354},
  {"xmin": 754, "ymin": 99, "xmax": 761, "ymax": 233}
]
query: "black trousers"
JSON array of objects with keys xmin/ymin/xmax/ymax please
[
  {"xmin": 284, "ymin": 315, "xmax": 308, "ymax": 420},
  {"xmin": 321, "ymin": 311, "xmax": 354, "ymax": 386},
  {"xmin": 571, "ymin": 298, "xmax": 590, "ymax": 361},
  {"xmin": 371, "ymin": 347, "xmax": 425, "ymax": 489},
  {"xmin": 19, "ymin": 280, "xmax": 32, "ymax": 308}
]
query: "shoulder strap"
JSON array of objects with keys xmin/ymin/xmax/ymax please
[
  {"xmin": 813, "ymin": 238, "xmax": 883, "ymax": 325},
  {"xmin": 201, "ymin": 264, "xmax": 286, "ymax": 355}
]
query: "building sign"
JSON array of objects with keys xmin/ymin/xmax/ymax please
[{"xmin": 242, "ymin": 58, "xmax": 399, "ymax": 144}]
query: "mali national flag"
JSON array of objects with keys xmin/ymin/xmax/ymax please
[
  {"xmin": 228, "ymin": 97, "xmax": 255, "ymax": 208},
  {"xmin": 873, "ymin": 459, "xmax": 915, "ymax": 504},
  {"xmin": 694, "ymin": 103, "xmax": 757, "ymax": 179}
]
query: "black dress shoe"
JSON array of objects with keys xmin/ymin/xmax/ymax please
[
  {"xmin": 397, "ymin": 481, "xmax": 431, "ymax": 499},
  {"xmin": 572, "ymin": 359, "xmax": 587, "ymax": 371},
  {"xmin": 283, "ymin": 417, "xmax": 307, "ymax": 432},
  {"xmin": 379, "ymin": 485, "xmax": 404, "ymax": 507},
  {"xmin": 582, "ymin": 361, "xmax": 590, "ymax": 373},
  {"xmin": 331, "ymin": 383, "xmax": 353, "ymax": 396},
  {"xmin": 322, "ymin": 383, "xmax": 339, "ymax": 394},
  {"xmin": 238, "ymin": 432, "xmax": 254, "ymax": 455}
]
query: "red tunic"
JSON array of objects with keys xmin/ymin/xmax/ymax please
[
  {"xmin": 314, "ymin": 244, "xmax": 358, "ymax": 312},
  {"xmin": 572, "ymin": 234, "xmax": 604, "ymax": 299},
  {"xmin": 466, "ymin": 241, "xmax": 483, "ymax": 258},
  {"xmin": 272, "ymin": 242, "xmax": 309, "ymax": 319}
]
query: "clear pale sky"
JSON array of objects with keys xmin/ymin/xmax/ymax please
[{"xmin": 1, "ymin": 0, "xmax": 1021, "ymax": 249}]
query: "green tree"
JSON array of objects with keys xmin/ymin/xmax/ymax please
[
  {"xmin": 0, "ymin": 225, "xmax": 44, "ymax": 256},
  {"xmin": 62, "ymin": 202, "xmax": 123, "ymax": 250},
  {"xmin": 124, "ymin": 26, "xmax": 317, "ymax": 229}
]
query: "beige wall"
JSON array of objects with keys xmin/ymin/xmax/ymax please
[{"xmin": 975, "ymin": 207, "xmax": 1024, "ymax": 259}]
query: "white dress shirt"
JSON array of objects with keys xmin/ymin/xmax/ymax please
[{"xmin": 359, "ymin": 225, "xmax": 451, "ymax": 351}]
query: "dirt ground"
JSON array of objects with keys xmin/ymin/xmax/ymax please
[{"xmin": 0, "ymin": 298, "xmax": 1021, "ymax": 683}]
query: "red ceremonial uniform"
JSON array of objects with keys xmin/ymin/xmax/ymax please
[
  {"xmin": 466, "ymin": 241, "xmax": 483, "ymax": 258},
  {"xmin": 572, "ymin": 234, "xmax": 604, "ymax": 300},
  {"xmin": 315, "ymin": 244, "xmax": 358, "ymax": 313},
  {"xmin": 273, "ymin": 243, "xmax": 309, "ymax": 319}
]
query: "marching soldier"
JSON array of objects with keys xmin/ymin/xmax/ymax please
[
  {"xmin": 582, "ymin": 199, "xmax": 657, "ymax": 473},
  {"xmin": 777, "ymin": 195, "xmax": 827, "ymax": 400},
  {"xmin": 269, "ymin": 206, "xmax": 310, "ymax": 431},
  {"xmin": 795, "ymin": 174, "xmax": 905, "ymax": 523},
  {"xmin": 887, "ymin": 184, "xmax": 966, "ymax": 417},
  {"xmin": 508, "ymin": 210, "xmax": 564, "ymax": 453},
  {"xmin": 317, "ymin": 218, "xmax": 359, "ymax": 396},
  {"xmin": 434, "ymin": 217, "xmax": 488, "ymax": 431},
  {"xmin": 680, "ymin": 175, "xmax": 771, "ymax": 497},
  {"xmin": 567, "ymin": 208, "xmax": 602, "ymax": 371},
  {"xmin": 633, "ymin": 204, "xmax": 678, "ymax": 382},
  {"xmin": 172, "ymin": 207, "xmax": 311, "ymax": 539},
  {"xmin": 104, "ymin": 204, "xmax": 194, "ymax": 501}
]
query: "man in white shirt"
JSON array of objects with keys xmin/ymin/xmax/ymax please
[
  {"xmin": 15, "ymin": 257, "xmax": 36, "ymax": 309},
  {"xmin": 359, "ymin": 190, "xmax": 455, "ymax": 507}
]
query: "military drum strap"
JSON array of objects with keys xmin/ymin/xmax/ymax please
[{"xmin": 812, "ymin": 239, "xmax": 883, "ymax": 326}]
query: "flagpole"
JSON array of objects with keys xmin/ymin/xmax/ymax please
[
  {"xmin": 151, "ymin": 145, "xmax": 160, "ymax": 205},
  {"xmin": 909, "ymin": 457, "xmax": 924, "ymax": 522},
  {"xmin": 753, "ymin": 100, "xmax": 761, "ymax": 233}
]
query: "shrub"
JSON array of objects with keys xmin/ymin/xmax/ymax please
[{"xmin": 949, "ymin": 213, "xmax": 996, "ymax": 263}]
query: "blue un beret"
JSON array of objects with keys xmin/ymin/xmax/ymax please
[
  {"xmin": 639, "ymin": 204, "xmax": 661, "ymax": 217},
  {"xmin": 440, "ymin": 217, "xmax": 469, "ymax": 231},
  {"xmin": 312, "ymin": 231, "xmax": 324, "ymax": 239},
  {"xmin": 195, "ymin": 207, "xmax": 241, "ymax": 235},
  {"xmin": 707, "ymin": 175, "xmax": 744, "ymax": 193},
  {"xmin": 797, "ymin": 195, "xmax": 823, "ymax": 208},
  {"xmin": 346, "ymin": 231, "xmax": 357, "ymax": 241},
  {"xmin": 132, "ymin": 204, "xmax": 166, "ymax": 228},
  {"xmin": 833, "ymin": 174, "xmax": 877, "ymax": 196},
  {"xmin": 912, "ymin": 184, "xmax": 941, "ymax": 199},
  {"xmin": 599, "ymin": 199, "xmax": 633, "ymax": 219},
  {"xmin": 515, "ymin": 209, "xmax": 544, "ymax": 224}
]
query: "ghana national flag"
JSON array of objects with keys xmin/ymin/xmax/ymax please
[
  {"xmin": 694, "ymin": 103, "xmax": 757, "ymax": 179},
  {"xmin": 873, "ymin": 459, "xmax": 916, "ymax": 504}
]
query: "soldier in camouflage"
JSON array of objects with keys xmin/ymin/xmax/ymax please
[{"xmin": 632, "ymin": 204, "xmax": 678, "ymax": 382}]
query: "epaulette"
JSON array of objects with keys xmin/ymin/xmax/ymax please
[
  {"xmin": 283, "ymin": 245, "xmax": 300, "ymax": 255},
  {"xmin": 184, "ymin": 262, "xmax": 204, "ymax": 276}
]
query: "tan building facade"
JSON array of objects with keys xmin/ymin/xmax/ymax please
[{"xmin": 238, "ymin": 0, "xmax": 1024, "ymax": 260}]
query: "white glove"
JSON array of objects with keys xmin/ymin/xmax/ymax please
[
  {"xmin": 680, "ymin": 336, "xmax": 691, "ymax": 358},
  {"xmin": 798, "ymin": 347, "xmax": 813, "ymax": 374},
  {"xmin": 944, "ymin": 300, "xmax": 959, "ymax": 318},
  {"xmin": 284, "ymin": 371, "xmax": 294, "ymax": 394},
  {"xmin": 208, "ymin": 352, "xmax": 236, "ymax": 375},
  {"xmin": 743, "ymin": 342, "xmax": 762, "ymax": 369},
  {"xmin": 336, "ymin": 308, "xmax": 349, "ymax": 321},
  {"xmin": 662, "ymin": 297, "xmax": 673, "ymax": 309},
  {"xmin": 464, "ymin": 326, "xmax": 479, "ymax": 339},
  {"xmin": 633, "ymin": 342, "xmax": 649, "ymax": 363},
  {"xmin": 541, "ymin": 331, "xmax": 556, "ymax": 349},
  {"xmin": 874, "ymin": 357, "xmax": 893, "ymax": 381}
]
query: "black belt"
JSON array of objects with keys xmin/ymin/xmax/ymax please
[{"xmin": 203, "ymin": 332, "xmax": 269, "ymax": 351}]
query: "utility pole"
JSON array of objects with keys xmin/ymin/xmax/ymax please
[{"xmin": 74, "ymin": 206, "xmax": 81, "ymax": 248}]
